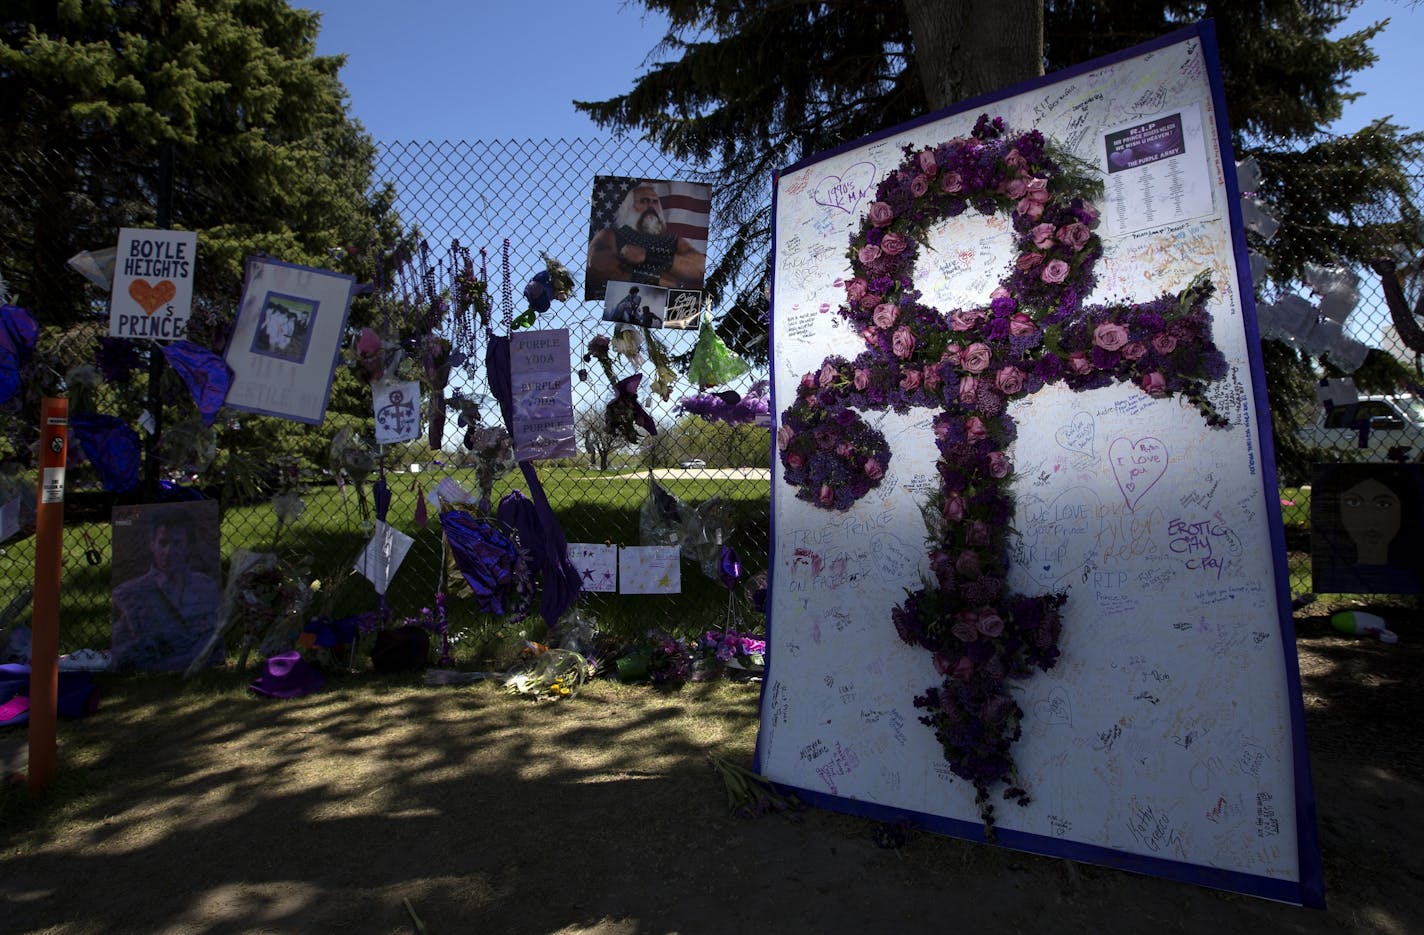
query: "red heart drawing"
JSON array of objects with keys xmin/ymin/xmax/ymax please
[{"xmin": 128, "ymin": 279, "xmax": 177, "ymax": 315}]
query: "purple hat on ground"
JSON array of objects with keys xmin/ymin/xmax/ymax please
[{"xmin": 249, "ymin": 652, "xmax": 325, "ymax": 699}]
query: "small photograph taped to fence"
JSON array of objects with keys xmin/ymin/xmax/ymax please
[
  {"xmin": 663, "ymin": 289, "xmax": 703, "ymax": 329},
  {"xmin": 110, "ymin": 500, "xmax": 224, "ymax": 673},
  {"xmin": 251, "ymin": 292, "xmax": 317, "ymax": 363},
  {"xmin": 1311, "ymin": 462, "xmax": 1424, "ymax": 594},
  {"xmin": 602, "ymin": 281, "xmax": 668, "ymax": 328},
  {"xmin": 585, "ymin": 176, "xmax": 711, "ymax": 301}
]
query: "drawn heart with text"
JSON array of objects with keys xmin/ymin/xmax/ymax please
[{"xmin": 1109, "ymin": 436, "xmax": 1169, "ymax": 512}]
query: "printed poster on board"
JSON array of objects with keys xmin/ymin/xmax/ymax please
[
  {"xmin": 760, "ymin": 22, "xmax": 1321, "ymax": 906},
  {"xmin": 509, "ymin": 328, "xmax": 577, "ymax": 461},
  {"xmin": 584, "ymin": 176, "xmax": 712, "ymax": 301},
  {"xmin": 110, "ymin": 500, "xmax": 223, "ymax": 673},
  {"xmin": 109, "ymin": 227, "xmax": 198, "ymax": 340}
]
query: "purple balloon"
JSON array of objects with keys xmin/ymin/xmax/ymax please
[{"xmin": 719, "ymin": 545, "xmax": 742, "ymax": 591}]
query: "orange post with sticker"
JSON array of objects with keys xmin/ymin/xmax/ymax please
[{"xmin": 28, "ymin": 397, "xmax": 68, "ymax": 794}]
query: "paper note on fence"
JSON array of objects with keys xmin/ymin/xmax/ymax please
[
  {"xmin": 354, "ymin": 521, "xmax": 414, "ymax": 595},
  {"xmin": 568, "ymin": 542, "xmax": 618, "ymax": 592},
  {"xmin": 618, "ymin": 546, "xmax": 680, "ymax": 594}
]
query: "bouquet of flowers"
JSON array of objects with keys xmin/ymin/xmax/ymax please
[
  {"xmin": 701, "ymin": 629, "xmax": 766, "ymax": 670},
  {"xmin": 648, "ymin": 631, "xmax": 694, "ymax": 685}
]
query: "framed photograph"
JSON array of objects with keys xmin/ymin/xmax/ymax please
[{"xmin": 224, "ymin": 257, "xmax": 355, "ymax": 424}]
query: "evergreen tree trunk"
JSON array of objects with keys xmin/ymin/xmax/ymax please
[{"xmin": 903, "ymin": 0, "xmax": 1044, "ymax": 109}]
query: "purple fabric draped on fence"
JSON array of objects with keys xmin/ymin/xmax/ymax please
[{"xmin": 485, "ymin": 333, "xmax": 582, "ymax": 626}]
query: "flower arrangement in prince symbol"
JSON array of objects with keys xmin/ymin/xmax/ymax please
[{"xmin": 778, "ymin": 114, "xmax": 1231, "ymax": 832}]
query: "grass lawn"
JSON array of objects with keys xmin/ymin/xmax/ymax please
[{"xmin": 2, "ymin": 466, "xmax": 773, "ymax": 657}]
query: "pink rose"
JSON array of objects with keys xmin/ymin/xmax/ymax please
[
  {"xmin": 950, "ymin": 656, "xmax": 976, "ymax": 681},
  {"xmin": 1016, "ymin": 252, "xmax": 1044, "ymax": 272},
  {"xmin": 864, "ymin": 458, "xmax": 884, "ymax": 481},
  {"xmin": 991, "ymin": 285, "xmax": 1010, "ymax": 300},
  {"xmin": 1004, "ymin": 178, "xmax": 1027, "ymax": 199},
  {"xmin": 965, "ymin": 520, "xmax": 991, "ymax": 548},
  {"xmin": 1141, "ymin": 371, "xmax": 1168, "ymax": 397},
  {"xmin": 867, "ymin": 201, "xmax": 894, "ymax": 227},
  {"xmin": 818, "ymin": 484, "xmax": 834, "ymax": 506},
  {"xmin": 942, "ymin": 491, "xmax": 966, "ymax": 522},
  {"xmin": 1151, "ymin": 332, "xmax": 1177, "ymax": 355},
  {"xmin": 964, "ymin": 416, "xmax": 989, "ymax": 441},
  {"xmin": 910, "ymin": 175, "xmax": 929, "ymax": 197},
  {"xmin": 988, "ymin": 451, "xmax": 1012, "ymax": 478},
  {"xmin": 900, "ymin": 368, "xmax": 922, "ymax": 392},
  {"xmin": 786, "ymin": 451, "xmax": 804, "ymax": 469},
  {"xmin": 853, "ymin": 367, "xmax": 871, "ymax": 391},
  {"xmin": 1058, "ymin": 222, "xmax": 1091, "ymax": 250},
  {"xmin": 880, "ymin": 231, "xmax": 909, "ymax": 256},
  {"xmin": 1030, "ymin": 223, "xmax": 1057, "ymax": 249},
  {"xmin": 959, "ymin": 375, "xmax": 979, "ymax": 405},
  {"xmin": 891, "ymin": 325, "xmax": 916, "ymax": 359},
  {"xmin": 819, "ymin": 361, "xmax": 838, "ymax": 387},
  {"xmin": 1004, "ymin": 149, "xmax": 1027, "ymax": 171},
  {"xmin": 1093, "ymin": 322, "xmax": 1130, "ymax": 351},
  {"xmin": 950, "ymin": 308, "xmax": 982, "ymax": 332},
  {"xmin": 860, "ymin": 326, "xmax": 878, "ymax": 345},
  {"xmin": 1025, "ymin": 176, "xmax": 1048, "ymax": 194},
  {"xmin": 1121, "ymin": 341, "xmax": 1147, "ymax": 361},
  {"xmin": 918, "ymin": 149, "xmax": 938, "ymax": 175},
  {"xmin": 872, "ymin": 302, "xmax": 898, "ymax": 329},
  {"xmin": 951, "ymin": 619, "xmax": 980, "ymax": 643},
  {"xmin": 923, "ymin": 363, "xmax": 943, "ymax": 391},
  {"xmin": 939, "ymin": 171, "xmax": 963, "ymax": 193},
  {"xmin": 1040, "ymin": 259, "xmax": 1071, "ymax": 283},
  {"xmin": 961, "ymin": 342, "xmax": 992, "ymax": 373},
  {"xmin": 942, "ymin": 343, "xmax": 963, "ymax": 365},
  {"xmin": 846, "ymin": 277, "xmax": 868, "ymax": 302},
  {"xmin": 955, "ymin": 550, "xmax": 982, "ymax": 580},
  {"xmin": 1068, "ymin": 351, "xmax": 1094, "ymax": 375},
  {"xmin": 976, "ymin": 610, "xmax": 1005, "ymax": 638},
  {"xmin": 836, "ymin": 441, "xmax": 855, "ymax": 458},
  {"xmin": 857, "ymin": 244, "xmax": 882, "ymax": 266},
  {"xmin": 1008, "ymin": 312, "xmax": 1037, "ymax": 337},
  {"xmin": 995, "ymin": 366, "xmax": 1025, "ymax": 395},
  {"xmin": 859, "ymin": 292, "xmax": 882, "ymax": 310},
  {"xmin": 777, "ymin": 425, "xmax": 794, "ymax": 451},
  {"xmin": 799, "ymin": 372, "xmax": 816, "ymax": 390},
  {"xmin": 932, "ymin": 652, "xmax": 955, "ymax": 676},
  {"xmin": 1017, "ymin": 197, "xmax": 1045, "ymax": 220}
]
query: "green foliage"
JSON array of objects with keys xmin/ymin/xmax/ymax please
[{"xmin": 0, "ymin": 0, "xmax": 394, "ymax": 329}]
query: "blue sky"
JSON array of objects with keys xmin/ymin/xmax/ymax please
[{"xmin": 305, "ymin": 0, "xmax": 1423, "ymax": 142}]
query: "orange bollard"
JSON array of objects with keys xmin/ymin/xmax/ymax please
[{"xmin": 28, "ymin": 397, "xmax": 68, "ymax": 794}]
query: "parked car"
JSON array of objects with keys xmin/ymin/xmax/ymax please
[
  {"xmin": 1297, "ymin": 395, "xmax": 1424, "ymax": 462},
  {"xmin": 679, "ymin": 459, "xmax": 707, "ymax": 469}
]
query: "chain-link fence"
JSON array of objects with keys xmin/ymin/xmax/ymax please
[{"xmin": 1, "ymin": 134, "xmax": 1421, "ymax": 660}]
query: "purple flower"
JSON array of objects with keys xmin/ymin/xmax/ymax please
[
  {"xmin": 892, "ymin": 325, "xmax": 916, "ymax": 359},
  {"xmin": 868, "ymin": 201, "xmax": 895, "ymax": 227},
  {"xmin": 961, "ymin": 342, "xmax": 992, "ymax": 373}
]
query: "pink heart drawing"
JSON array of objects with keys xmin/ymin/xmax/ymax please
[
  {"xmin": 1109, "ymin": 436, "xmax": 1169, "ymax": 511},
  {"xmin": 811, "ymin": 161, "xmax": 876, "ymax": 215}
]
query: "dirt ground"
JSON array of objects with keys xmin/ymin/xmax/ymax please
[{"xmin": 0, "ymin": 606, "xmax": 1420, "ymax": 935}]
